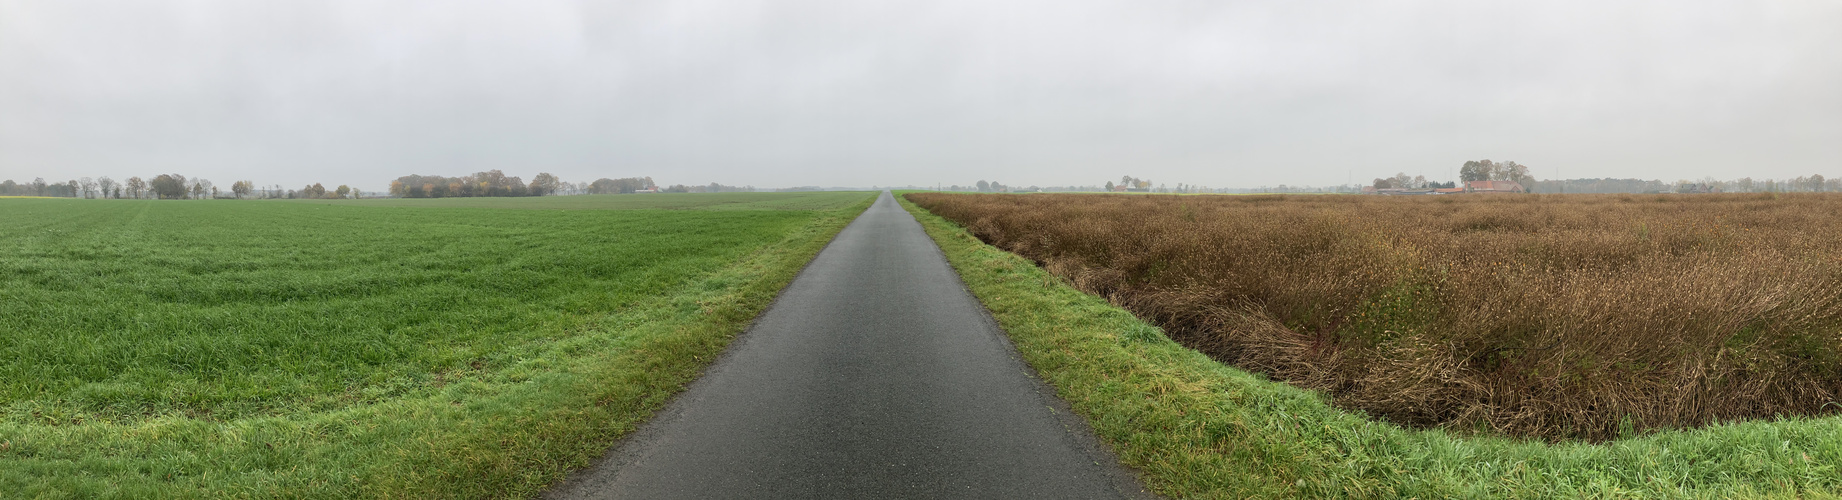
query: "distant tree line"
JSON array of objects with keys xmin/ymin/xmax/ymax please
[
  {"xmin": 389, "ymin": 170, "xmax": 561, "ymax": 198},
  {"xmin": 0, "ymin": 178, "xmax": 80, "ymax": 197},
  {"xmin": 1367, "ymin": 159, "xmax": 1532, "ymax": 191},
  {"xmin": 1707, "ymin": 175, "xmax": 1840, "ymax": 193},
  {"xmin": 1372, "ymin": 173, "xmax": 1457, "ymax": 190},
  {"xmin": 920, "ymin": 176, "xmax": 1219, "ymax": 194},
  {"xmin": 385, "ymin": 172, "xmax": 762, "ymax": 197},
  {"xmin": 1, "ymin": 174, "xmax": 356, "ymax": 199},
  {"xmin": 1102, "ymin": 176, "xmax": 1150, "ymax": 192},
  {"xmin": 1097, "ymin": 176, "xmax": 1221, "ymax": 193},
  {"xmin": 973, "ymin": 180, "xmax": 1014, "ymax": 192},
  {"xmin": 1458, "ymin": 159, "xmax": 1536, "ymax": 186},
  {"xmin": 585, "ymin": 177, "xmax": 656, "ymax": 194},
  {"xmin": 662, "ymin": 182, "xmax": 754, "ymax": 193},
  {"xmin": 1527, "ymin": 175, "xmax": 1841, "ymax": 194},
  {"xmin": 1527, "ymin": 178, "xmax": 1669, "ymax": 194}
]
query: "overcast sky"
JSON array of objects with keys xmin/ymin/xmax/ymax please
[{"xmin": 2, "ymin": 0, "xmax": 1838, "ymax": 191}]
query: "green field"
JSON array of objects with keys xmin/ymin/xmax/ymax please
[
  {"xmin": 898, "ymin": 192, "xmax": 1842, "ymax": 499},
  {"xmin": 0, "ymin": 192, "xmax": 873, "ymax": 497},
  {"xmin": 302, "ymin": 191, "xmax": 869, "ymax": 211}
]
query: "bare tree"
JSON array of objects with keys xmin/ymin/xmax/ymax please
[
  {"xmin": 79, "ymin": 177, "xmax": 99, "ymax": 198},
  {"xmin": 1389, "ymin": 172, "xmax": 1413, "ymax": 188},
  {"xmin": 98, "ymin": 177, "xmax": 118, "ymax": 198},
  {"xmin": 127, "ymin": 177, "xmax": 147, "ymax": 199}
]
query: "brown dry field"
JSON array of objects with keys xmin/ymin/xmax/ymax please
[{"xmin": 907, "ymin": 191, "xmax": 1842, "ymax": 441}]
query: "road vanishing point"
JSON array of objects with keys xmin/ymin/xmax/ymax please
[{"xmin": 547, "ymin": 192, "xmax": 1151, "ymax": 499}]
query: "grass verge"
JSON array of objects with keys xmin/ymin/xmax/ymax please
[
  {"xmin": 897, "ymin": 192, "xmax": 1842, "ymax": 499},
  {"xmin": 0, "ymin": 194, "xmax": 873, "ymax": 498}
]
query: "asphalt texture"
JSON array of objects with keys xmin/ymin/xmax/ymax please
[{"xmin": 547, "ymin": 192, "xmax": 1151, "ymax": 499}]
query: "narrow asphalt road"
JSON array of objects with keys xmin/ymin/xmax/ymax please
[{"xmin": 547, "ymin": 192, "xmax": 1150, "ymax": 499}]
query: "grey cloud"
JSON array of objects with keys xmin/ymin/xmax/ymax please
[{"xmin": 2, "ymin": 0, "xmax": 1837, "ymax": 190}]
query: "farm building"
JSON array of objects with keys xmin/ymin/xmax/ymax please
[{"xmin": 1465, "ymin": 180, "xmax": 1526, "ymax": 193}]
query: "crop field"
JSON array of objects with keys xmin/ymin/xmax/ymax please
[
  {"xmin": 0, "ymin": 192, "xmax": 872, "ymax": 497},
  {"xmin": 907, "ymin": 192, "xmax": 1842, "ymax": 441},
  {"xmin": 899, "ymin": 192, "xmax": 1842, "ymax": 497},
  {"xmin": 297, "ymin": 191, "xmax": 874, "ymax": 211}
]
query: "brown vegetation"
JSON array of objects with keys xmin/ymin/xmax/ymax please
[{"xmin": 907, "ymin": 192, "xmax": 1842, "ymax": 441}]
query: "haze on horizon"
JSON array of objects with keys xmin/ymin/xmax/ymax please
[{"xmin": 2, "ymin": 0, "xmax": 1838, "ymax": 192}]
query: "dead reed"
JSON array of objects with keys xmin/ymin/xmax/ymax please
[{"xmin": 908, "ymin": 192, "xmax": 1842, "ymax": 441}]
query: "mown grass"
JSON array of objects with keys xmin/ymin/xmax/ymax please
[
  {"xmin": 897, "ymin": 192, "xmax": 1842, "ymax": 499},
  {"xmin": 0, "ymin": 192, "xmax": 873, "ymax": 497}
]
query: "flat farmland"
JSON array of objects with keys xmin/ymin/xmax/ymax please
[
  {"xmin": 901, "ymin": 192, "xmax": 1842, "ymax": 497},
  {"xmin": 293, "ymin": 191, "xmax": 877, "ymax": 211},
  {"xmin": 0, "ymin": 192, "xmax": 872, "ymax": 497},
  {"xmin": 908, "ymin": 192, "xmax": 1842, "ymax": 440}
]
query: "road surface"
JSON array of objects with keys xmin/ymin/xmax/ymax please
[{"xmin": 547, "ymin": 192, "xmax": 1150, "ymax": 499}]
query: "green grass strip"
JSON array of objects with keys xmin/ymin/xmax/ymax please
[
  {"xmin": 897, "ymin": 192, "xmax": 1842, "ymax": 499},
  {"xmin": 0, "ymin": 195, "xmax": 872, "ymax": 498}
]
